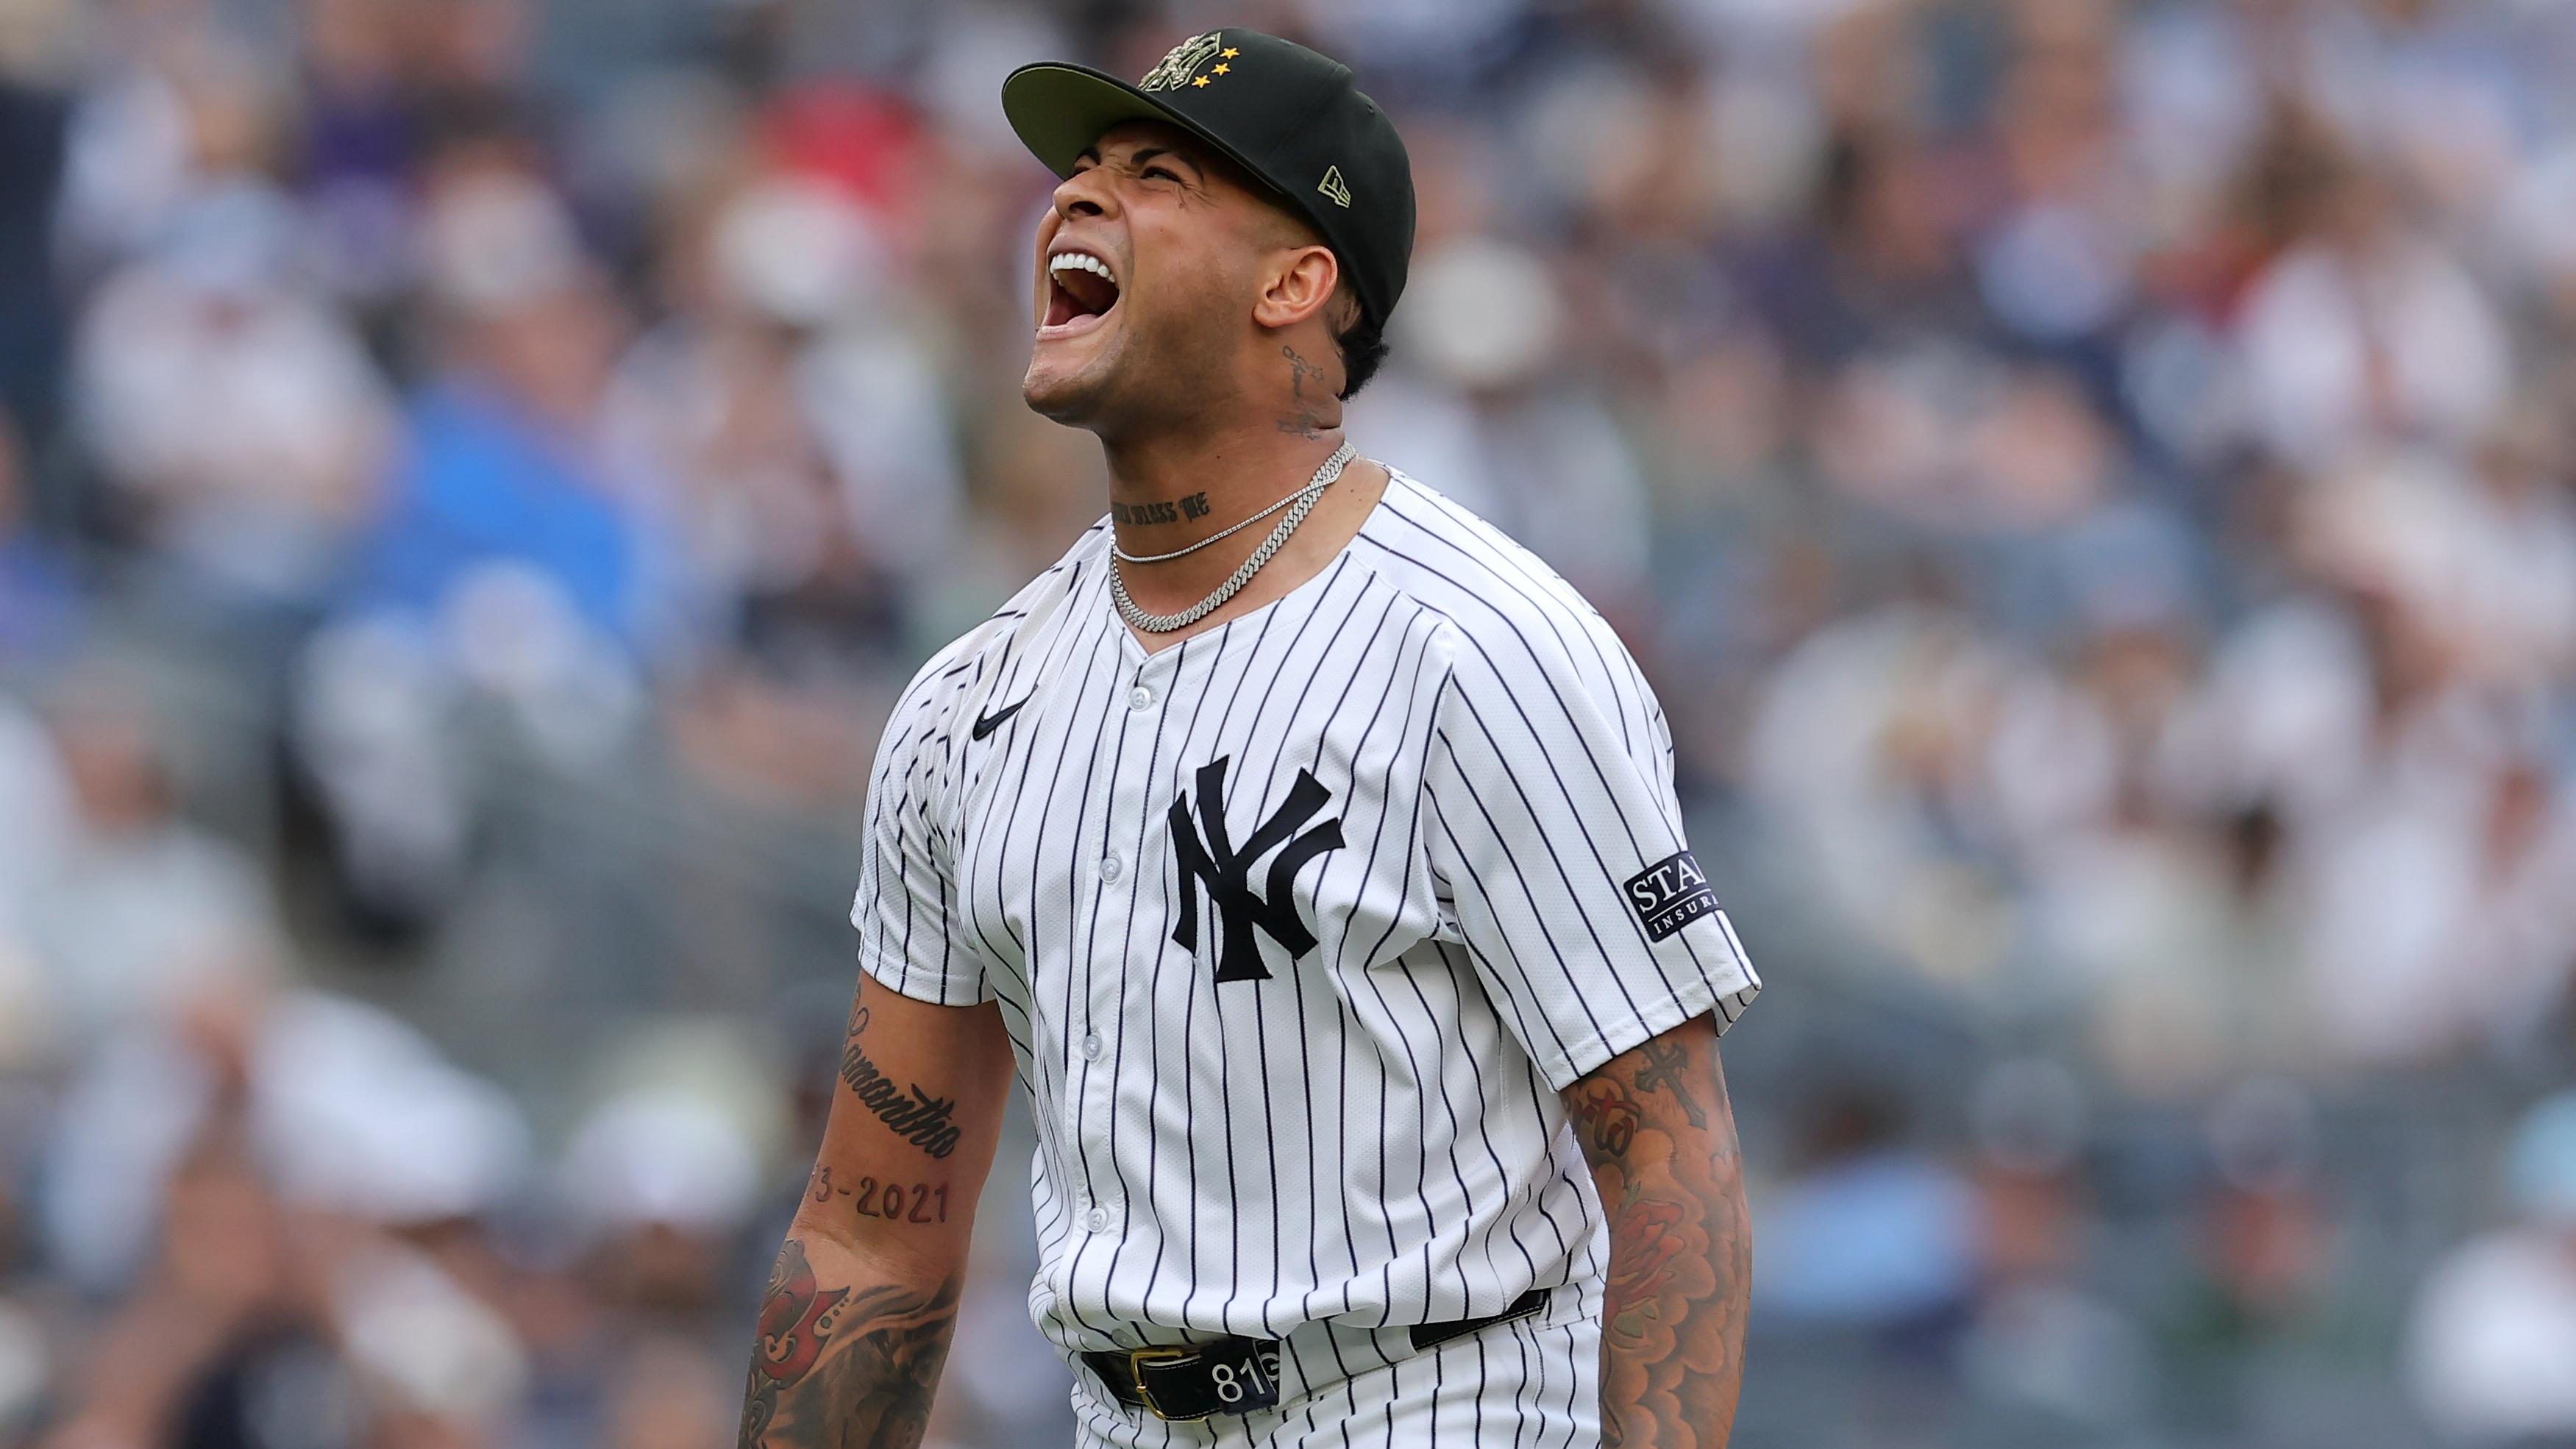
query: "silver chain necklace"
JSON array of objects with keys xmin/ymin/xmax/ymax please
[
  {"xmin": 1110, "ymin": 442, "xmax": 1356, "ymax": 634},
  {"xmin": 1111, "ymin": 441, "xmax": 1356, "ymax": 563}
]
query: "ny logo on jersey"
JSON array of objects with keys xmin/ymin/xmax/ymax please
[{"xmin": 1167, "ymin": 757, "xmax": 1345, "ymax": 982}]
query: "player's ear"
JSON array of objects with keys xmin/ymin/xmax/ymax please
[{"xmin": 1252, "ymin": 244, "xmax": 1339, "ymax": 332}]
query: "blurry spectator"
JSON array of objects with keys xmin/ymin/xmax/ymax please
[
  {"xmin": 73, "ymin": 184, "xmax": 395, "ymax": 610},
  {"xmin": 2297, "ymin": 748, "xmax": 2576, "ymax": 1069},
  {"xmin": 21, "ymin": 681, "xmax": 285, "ymax": 1052},
  {"xmin": 594, "ymin": 1337, "xmax": 733, "ymax": 1449},
  {"xmin": 38, "ymin": 1142, "xmax": 330, "ymax": 1449},
  {"xmin": 36, "ymin": 986, "xmax": 536, "ymax": 1449},
  {"xmin": 57, "ymin": 6, "xmax": 200, "ymax": 268},
  {"xmin": 1354, "ymin": 236, "xmax": 1658, "ymax": 620},
  {"xmin": 349, "ymin": 168, "xmax": 643, "ymax": 652},
  {"xmin": 0, "ymin": 697, "xmax": 71, "ymax": 1069},
  {"xmin": 604, "ymin": 171, "xmax": 963, "ymax": 680},
  {"xmin": 1757, "ymin": 123, "xmax": 1977, "ymax": 369},
  {"xmin": 2460, "ymin": 407, "xmax": 2576, "ymax": 691},
  {"xmin": 0, "ymin": 408, "xmax": 79, "ymax": 666},
  {"xmin": 297, "ymin": 0, "xmax": 427, "ymax": 306},
  {"xmin": 1973, "ymin": 1, "xmax": 2138, "ymax": 351},
  {"xmin": 0, "ymin": 0, "xmax": 74, "ymax": 457},
  {"xmin": 561, "ymin": 1091, "xmax": 760, "ymax": 1320},
  {"xmin": 555, "ymin": 1016, "xmax": 785, "ymax": 1316},
  {"xmin": 1959, "ymin": 1058, "xmax": 2155, "ymax": 1430},
  {"xmin": 253, "ymin": 991, "xmax": 531, "ymax": 1228},
  {"xmin": 0, "ymin": 694, "xmax": 68, "ymax": 905},
  {"xmin": 41, "ymin": 986, "xmax": 526, "ymax": 1289},
  {"xmin": 2192, "ymin": 1079, "xmax": 2330, "ymax": 1337},
  {"xmin": 2408, "ymin": 1092, "xmax": 2576, "ymax": 1447},
  {"xmin": 1754, "ymin": 1083, "xmax": 1979, "ymax": 1345},
  {"xmin": 291, "ymin": 170, "xmax": 649, "ymax": 921},
  {"xmin": 1744, "ymin": 600, "xmax": 2028, "ymax": 991},
  {"xmin": 2231, "ymin": 130, "xmax": 2510, "ymax": 471}
]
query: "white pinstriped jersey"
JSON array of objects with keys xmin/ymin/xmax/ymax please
[{"xmin": 850, "ymin": 469, "xmax": 1760, "ymax": 1364}]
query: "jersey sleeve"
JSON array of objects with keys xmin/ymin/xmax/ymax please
[
  {"xmin": 1420, "ymin": 625, "xmax": 1759, "ymax": 1092},
  {"xmin": 850, "ymin": 655, "xmax": 991, "ymax": 1006}
]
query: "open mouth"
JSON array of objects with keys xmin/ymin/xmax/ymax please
[{"xmin": 1043, "ymin": 249, "xmax": 1121, "ymax": 331}]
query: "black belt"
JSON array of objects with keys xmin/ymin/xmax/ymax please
[{"xmin": 1081, "ymin": 1286, "xmax": 1551, "ymax": 1422}]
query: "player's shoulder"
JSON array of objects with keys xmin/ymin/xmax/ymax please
[
  {"xmin": 1356, "ymin": 469, "xmax": 1645, "ymax": 688},
  {"xmin": 882, "ymin": 523, "xmax": 1111, "ymax": 743}
]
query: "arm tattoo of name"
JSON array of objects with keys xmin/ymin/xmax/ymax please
[
  {"xmin": 740, "ymin": 1236, "xmax": 961, "ymax": 1449},
  {"xmin": 1277, "ymin": 345, "xmax": 1332, "ymax": 439},
  {"xmin": 839, "ymin": 1006, "xmax": 963, "ymax": 1159},
  {"xmin": 1111, "ymin": 495, "xmax": 1211, "ymax": 526},
  {"xmin": 1570, "ymin": 1026, "xmax": 1750, "ymax": 1448}
]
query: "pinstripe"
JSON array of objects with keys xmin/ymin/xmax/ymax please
[
  {"xmin": 1223, "ymin": 558, "xmax": 1362, "ymax": 1332},
  {"xmin": 1184, "ymin": 598, "xmax": 1282, "ymax": 1332},
  {"xmin": 1064, "ymin": 638, "xmax": 1146, "ymax": 1307},
  {"xmin": 1420, "ymin": 776, "xmax": 1612, "ymax": 1058},
  {"xmin": 1441, "ymin": 651, "xmax": 1693, "ymax": 997},
  {"xmin": 1278, "ymin": 579, "xmax": 1406, "ymax": 1322},
  {"xmin": 1384, "ymin": 488, "xmax": 1644, "ymax": 763},
  {"xmin": 1432, "ymin": 699, "xmax": 1676, "ymax": 1011},
  {"xmin": 1359, "ymin": 524, "xmax": 1734, "ymax": 996},
  {"xmin": 1031, "ymin": 612, "xmax": 1128, "ymax": 1339},
  {"xmin": 1089, "ymin": 632, "xmax": 1188, "ymax": 1331},
  {"xmin": 1117, "ymin": 630, "xmax": 1219, "ymax": 1322},
  {"xmin": 1293, "ymin": 600, "xmax": 1427, "ymax": 1320}
]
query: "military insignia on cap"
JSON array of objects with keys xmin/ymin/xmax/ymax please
[
  {"xmin": 1317, "ymin": 165, "xmax": 1353, "ymax": 208},
  {"xmin": 1139, "ymin": 32, "xmax": 1225, "ymax": 92}
]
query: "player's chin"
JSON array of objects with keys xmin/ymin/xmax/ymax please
[{"xmin": 1022, "ymin": 344, "xmax": 1114, "ymax": 424}]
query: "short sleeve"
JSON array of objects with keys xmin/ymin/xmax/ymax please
[
  {"xmin": 1420, "ymin": 627, "xmax": 1759, "ymax": 1091},
  {"xmin": 850, "ymin": 662, "xmax": 990, "ymax": 1005}
]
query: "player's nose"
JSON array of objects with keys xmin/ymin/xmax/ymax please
[{"xmin": 1051, "ymin": 165, "xmax": 1118, "ymax": 224}]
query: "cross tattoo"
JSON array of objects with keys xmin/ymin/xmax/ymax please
[{"xmin": 1632, "ymin": 1037, "xmax": 1708, "ymax": 1130}]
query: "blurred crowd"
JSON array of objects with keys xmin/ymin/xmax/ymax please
[{"xmin": 1, "ymin": 0, "xmax": 2575, "ymax": 1445}]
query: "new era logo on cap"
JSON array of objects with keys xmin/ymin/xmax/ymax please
[{"xmin": 1317, "ymin": 165, "xmax": 1352, "ymax": 207}]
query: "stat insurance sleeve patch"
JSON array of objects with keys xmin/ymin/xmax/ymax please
[{"xmin": 1623, "ymin": 850, "xmax": 1721, "ymax": 941}]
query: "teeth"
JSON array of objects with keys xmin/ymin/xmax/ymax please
[{"xmin": 1050, "ymin": 252, "xmax": 1117, "ymax": 285}]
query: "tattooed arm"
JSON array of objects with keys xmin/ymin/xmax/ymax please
[
  {"xmin": 741, "ymin": 981, "xmax": 1016, "ymax": 1449},
  {"xmin": 1565, "ymin": 1014, "xmax": 1751, "ymax": 1448}
]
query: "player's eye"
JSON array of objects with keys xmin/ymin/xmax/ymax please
[{"xmin": 1142, "ymin": 165, "xmax": 1181, "ymax": 183}]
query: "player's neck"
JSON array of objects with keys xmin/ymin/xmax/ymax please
[
  {"xmin": 1100, "ymin": 417, "xmax": 1348, "ymax": 570},
  {"xmin": 1099, "ymin": 419, "xmax": 1386, "ymax": 651},
  {"xmin": 1102, "ymin": 416, "xmax": 1344, "ymax": 522}
]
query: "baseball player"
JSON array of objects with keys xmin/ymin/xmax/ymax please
[{"xmin": 741, "ymin": 27, "xmax": 1760, "ymax": 1449}]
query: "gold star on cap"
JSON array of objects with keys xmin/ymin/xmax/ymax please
[
  {"xmin": 1211, "ymin": 63, "xmax": 1228, "ymax": 74},
  {"xmin": 1192, "ymin": 75, "xmax": 1209, "ymax": 87},
  {"xmin": 1221, "ymin": 46, "xmax": 1239, "ymax": 58}
]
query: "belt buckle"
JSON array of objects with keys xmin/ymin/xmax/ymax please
[{"xmin": 1124, "ymin": 1345, "xmax": 1208, "ymax": 1422}]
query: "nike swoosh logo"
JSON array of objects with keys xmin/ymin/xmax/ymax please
[{"xmin": 970, "ymin": 699, "xmax": 1028, "ymax": 741}]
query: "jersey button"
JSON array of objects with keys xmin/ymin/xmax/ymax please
[
  {"xmin": 1099, "ymin": 852, "xmax": 1123, "ymax": 882},
  {"xmin": 1128, "ymin": 684, "xmax": 1154, "ymax": 709},
  {"xmin": 1085, "ymin": 1206, "xmax": 1111, "ymax": 1231},
  {"xmin": 1081, "ymin": 1033, "xmax": 1103, "ymax": 1061}
]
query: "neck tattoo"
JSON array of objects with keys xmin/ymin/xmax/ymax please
[
  {"xmin": 1110, "ymin": 441, "xmax": 1356, "ymax": 633},
  {"xmin": 1112, "ymin": 494, "xmax": 1211, "ymax": 527}
]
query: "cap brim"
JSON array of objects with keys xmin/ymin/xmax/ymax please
[{"xmin": 1002, "ymin": 62, "xmax": 1271, "ymax": 191}]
